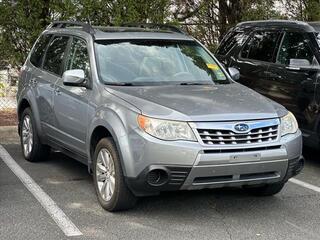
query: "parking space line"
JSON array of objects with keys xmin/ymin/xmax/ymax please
[
  {"xmin": 289, "ymin": 178, "xmax": 320, "ymax": 193},
  {"xmin": 0, "ymin": 145, "xmax": 83, "ymax": 237}
]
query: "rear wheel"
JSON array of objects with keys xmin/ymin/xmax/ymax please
[
  {"xmin": 244, "ymin": 182, "xmax": 285, "ymax": 196},
  {"xmin": 93, "ymin": 138, "xmax": 137, "ymax": 211},
  {"xmin": 20, "ymin": 108, "xmax": 50, "ymax": 162}
]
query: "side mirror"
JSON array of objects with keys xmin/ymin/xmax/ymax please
[
  {"xmin": 287, "ymin": 58, "xmax": 320, "ymax": 71},
  {"xmin": 228, "ymin": 67, "xmax": 240, "ymax": 81},
  {"xmin": 289, "ymin": 58, "xmax": 310, "ymax": 67},
  {"xmin": 62, "ymin": 69, "xmax": 86, "ymax": 87}
]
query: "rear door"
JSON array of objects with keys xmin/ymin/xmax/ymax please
[
  {"xmin": 266, "ymin": 31, "xmax": 320, "ymax": 132},
  {"xmin": 27, "ymin": 34, "xmax": 55, "ymax": 136},
  {"xmin": 52, "ymin": 37, "xmax": 91, "ymax": 156},
  {"xmin": 230, "ymin": 30, "xmax": 281, "ymax": 92},
  {"xmin": 40, "ymin": 35, "xmax": 70, "ymax": 138}
]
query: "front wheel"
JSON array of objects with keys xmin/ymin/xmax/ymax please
[
  {"xmin": 93, "ymin": 138, "xmax": 137, "ymax": 211},
  {"xmin": 244, "ymin": 182, "xmax": 285, "ymax": 196}
]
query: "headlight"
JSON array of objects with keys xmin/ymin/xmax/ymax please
[
  {"xmin": 137, "ymin": 115, "xmax": 197, "ymax": 141},
  {"xmin": 280, "ymin": 112, "xmax": 298, "ymax": 136}
]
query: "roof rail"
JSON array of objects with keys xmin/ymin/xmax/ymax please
[
  {"xmin": 120, "ymin": 23, "xmax": 185, "ymax": 34},
  {"xmin": 46, "ymin": 21, "xmax": 185, "ymax": 35},
  {"xmin": 46, "ymin": 21, "xmax": 95, "ymax": 35}
]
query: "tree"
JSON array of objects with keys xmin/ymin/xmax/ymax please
[
  {"xmin": 281, "ymin": 0, "xmax": 320, "ymax": 21},
  {"xmin": 0, "ymin": 0, "xmax": 172, "ymax": 67},
  {"xmin": 179, "ymin": 0, "xmax": 281, "ymax": 51},
  {"xmin": 0, "ymin": 0, "xmax": 52, "ymax": 66}
]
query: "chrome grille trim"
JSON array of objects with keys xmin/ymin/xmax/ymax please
[{"xmin": 195, "ymin": 119, "xmax": 280, "ymax": 146}]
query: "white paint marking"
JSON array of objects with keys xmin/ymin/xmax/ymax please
[
  {"xmin": 285, "ymin": 220, "xmax": 320, "ymax": 239},
  {"xmin": 289, "ymin": 178, "xmax": 320, "ymax": 193},
  {"xmin": 0, "ymin": 145, "xmax": 82, "ymax": 237}
]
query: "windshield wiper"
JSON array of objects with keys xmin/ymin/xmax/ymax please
[
  {"xmin": 104, "ymin": 82, "xmax": 134, "ymax": 86},
  {"xmin": 179, "ymin": 82, "xmax": 212, "ymax": 86}
]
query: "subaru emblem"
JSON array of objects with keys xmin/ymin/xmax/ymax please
[{"xmin": 234, "ymin": 123, "xmax": 249, "ymax": 132}]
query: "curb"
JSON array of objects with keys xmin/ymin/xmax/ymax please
[
  {"xmin": 0, "ymin": 126, "xmax": 19, "ymax": 144},
  {"xmin": 0, "ymin": 125, "xmax": 18, "ymax": 132}
]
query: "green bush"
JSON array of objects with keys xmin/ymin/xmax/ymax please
[{"xmin": 0, "ymin": 82, "xmax": 6, "ymax": 97}]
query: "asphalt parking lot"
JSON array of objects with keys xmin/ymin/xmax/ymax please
[{"xmin": 1, "ymin": 130, "xmax": 320, "ymax": 240}]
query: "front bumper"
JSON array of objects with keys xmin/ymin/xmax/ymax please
[
  {"xmin": 124, "ymin": 127, "xmax": 303, "ymax": 196},
  {"xmin": 126, "ymin": 156, "xmax": 304, "ymax": 196}
]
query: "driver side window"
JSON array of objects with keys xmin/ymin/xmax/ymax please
[
  {"xmin": 66, "ymin": 37, "xmax": 90, "ymax": 78},
  {"xmin": 277, "ymin": 32, "xmax": 318, "ymax": 66}
]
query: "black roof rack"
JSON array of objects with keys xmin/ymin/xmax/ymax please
[
  {"xmin": 120, "ymin": 23, "xmax": 185, "ymax": 34},
  {"xmin": 235, "ymin": 20, "xmax": 315, "ymax": 32},
  {"xmin": 46, "ymin": 21, "xmax": 95, "ymax": 35},
  {"xmin": 46, "ymin": 21, "xmax": 186, "ymax": 36}
]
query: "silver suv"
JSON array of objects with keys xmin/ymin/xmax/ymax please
[{"xmin": 17, "ymin": 21, "xmax": 304, "ymax": 211}]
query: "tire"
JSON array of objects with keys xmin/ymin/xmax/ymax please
[
  {"xmin": 93, "ymin": 138, "xmax": 137, "ymax": 211},
  {"xmin": 244, "ymin": 182, "xmax": 285, "ymax": 196},
  {"xmin": 20, "ymin": 107, "xmax": 50, "ymax": 162}
]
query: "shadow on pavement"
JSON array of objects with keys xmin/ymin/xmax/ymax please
[{"xmin": 303, "ymin": 146, "xmax": 320, "ymax": 167}]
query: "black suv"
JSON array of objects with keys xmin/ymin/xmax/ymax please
[{"xmin": 216, "ymin": 20, "xmax": 320, "ymax": 148}]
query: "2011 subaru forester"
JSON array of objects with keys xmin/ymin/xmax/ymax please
[{"xmin": 17, "ymin": 21, "xmax": 304, "ymax": 211}]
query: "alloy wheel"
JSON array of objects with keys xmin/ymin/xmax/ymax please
[
  {"xmin": 22, "ymin": 115, "xmax": 33, "ymax": 157},
  {"xmin": 96, "ymin": 148, "xmax": 116, "ymax": 202}
]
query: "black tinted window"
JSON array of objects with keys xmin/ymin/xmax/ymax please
[
  {"xmin": 241, "ymin": 31, "xmax": 280, "ymax": 62},
  {"xmin": 217, "ymin": 32, "xmax": 246, "ymax": 55},
  {"xmin": 66, "ymin": 38, "xmax": 90, "ymax": 77},
  {"xmin": 277, "ymin": 32, "xmax": 316, "ymax": 65},
  {"xmin": 43, "ymin": 36, "xmax": 69, "ymax": 76},
  {"xmin": 30, "ymin": 34, "xmax": 52, "ymax": 67}
]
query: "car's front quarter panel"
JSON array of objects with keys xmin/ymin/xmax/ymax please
[
  {"xmin": 281, "ymin": 130, "xmax": 303, "ymax": 160},
  {"xmin": 86, "ymin": 88, "xmax": 142, "ymax": 175}
]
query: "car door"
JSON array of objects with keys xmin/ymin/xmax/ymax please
[
  {"xmin": 53, "ymin": 37, "xmax": 91, "ymax": 156},
  {"xmin": 29, "ymin": 34, "xmax": 70, "ymax": 139},
  {"xmin": 266, "ymin": 31, "xmax": 320, "ymax": 132},
  {"xmin": 230, "ymin": 30, "xmax": 281, "ymax": 93}
]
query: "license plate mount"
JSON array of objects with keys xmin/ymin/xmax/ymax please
[{"xmin": 229, "ymin": 153, "xmax": 261, "ymax": 162}]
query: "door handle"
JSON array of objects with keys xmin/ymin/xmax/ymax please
[
  {"xmin": 30, "ymin": 79, "xmax": 37, "ymax": 86},
  {"xmin": 54, "ymin": 88, "xmax": 61, "ymax": 95},
  {"xmin": 265, "ymin": 71, "xmax": 282, "ymax": 79}
]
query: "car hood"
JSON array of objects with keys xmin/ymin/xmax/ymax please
[{"xmin": 106, "ymin": 83, "xmax": 287, "ymax": 122}]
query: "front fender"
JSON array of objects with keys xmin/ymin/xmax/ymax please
[{"xmin": 87, "ymin": 107, "xmax": 139, "ymax": 176}]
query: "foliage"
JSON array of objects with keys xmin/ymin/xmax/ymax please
[
  {"xmin": 0, "ymin": 82, "xmax": 6, "ymax": 97},
  {"xmin": 180, "ymin": 0, "xmax": 283, "ymax": 50},
  {"xmin": 281, "ymin": 0, "xmax": 320, "ymax": 21},
  {"xmin": 1, "ymin": 0, "xmax": 320, "ymax": 67}
]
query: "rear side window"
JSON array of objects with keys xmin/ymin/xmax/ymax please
[
  {"xmin": 30, "ymin": 34, "xmax": 52, "ymax": 68},
  {"xmin": 217, "ymin": 31, "xmax": 246, "ymax": 55},
  {"xmin": 241, "ymin": 31, "xmax": 280, "ymax": 62},
  {"xmin": 277, "ymin": 32, "xmax": 317, "ymax": 66},
  {"xmin": 43, "ymin": 36, "xmax": 69, "ymax": 76}
]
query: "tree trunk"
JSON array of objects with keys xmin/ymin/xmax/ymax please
[
  {"xmin": 218, "ymin": 0, "xmax": 243, "ymax": 40},
  {"xmin": 218, "ymin": 0, "xmax": 228, "ymax": 40}
]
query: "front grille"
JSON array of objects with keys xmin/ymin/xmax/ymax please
[
  {"xmin": 198, "ymin": 124, "xmax": 279, "ymax": 145},
  {"xmin": 193, "ymin": 171, "xmax": 279, "ymax": 184}
]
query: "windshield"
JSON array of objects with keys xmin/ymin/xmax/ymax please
[{"xmin": 95, "ymin": 39, "xmax": 229, "ymax": 86}]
